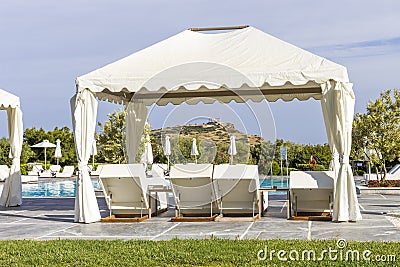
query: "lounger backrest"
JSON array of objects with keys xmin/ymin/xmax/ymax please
[
  {"xmin": 0, "ymin": 165, "xmax": 9, "ymax": 180},
  {"xmin": 170, "ymin": 164, "xmax": 214, "ymax": 203},
  {"xmin": 61, "ymin": 166, "xmax": 75, "ymax": 176},
  {"xmin": 213, "ymin": 164, "xmax": 259, "ymax": 201},
  {"xmin": 99, "ymin": 164, "xmax": 148, "ymax": 207},
  {"xmin": 33, "ymin": 164, "xmax": 43, "ymax": 172},
  {"xmin": 289, "ymin": 171, "xmax": 334, "ymax": 189},
  {"xmin": 50, "ymin": 165, "xmax": 61, "ymax": 172},
  {"xmin": 151, "ymin": 164, "xmax": 167, "ymax": 177},
  {"xmin": 170, "ymin": 164, "xmax": 213, "ymax": 187},
  {"xmin": 170, "ymin": 164, "xmax": 213, "ymax": 179}
]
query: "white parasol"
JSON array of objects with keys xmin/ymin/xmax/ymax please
[{"xmin": 31, "ymin": 140, "xmax": 56, "ymax": 169}]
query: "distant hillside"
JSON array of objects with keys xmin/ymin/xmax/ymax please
[{"xmin": 151, "ymin": 121, "xmax": 263, "ymax": 146}]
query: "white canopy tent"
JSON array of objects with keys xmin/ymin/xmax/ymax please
[
  {"xmin": 0, "ymin": 89, "xmax": 23, "ymax": 207},
  {"xmin": 72, "ymin": 26, "xmax": 361, "ymax": 223}
]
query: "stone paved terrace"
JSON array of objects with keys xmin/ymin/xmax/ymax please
[{"xmin": 0, "ymin": 194, "xmax": 399, "ymax": 241}]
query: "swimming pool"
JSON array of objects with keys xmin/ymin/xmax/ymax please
[
  {"xmin": 260, "ymin": 178, "xmax": 288, "ymax": 188},
  {"xmin": 23, "ymin": 180, "xmax": 101, "ymax": 197},
  {"xmin": 1, "ymin": 178, "xmax": 287, "ymax": 197},
  {"xmin": 0, "ymin": 179, "xmax": 102, "ymax": 197}
]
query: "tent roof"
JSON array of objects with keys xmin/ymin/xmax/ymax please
[
  {"xmin": 0, "ymin": 89, "xmax": 20, "ymax": 109},
  {"xmin": 76, "ymin": 26, "xmax": 349, "ymax": 105}
]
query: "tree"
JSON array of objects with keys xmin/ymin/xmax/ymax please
[
  {"xmin": 273, "ymin": 139, "xmax": 331, "ymax": 171},
  {"xmin": 23, "ymin": 126, "xmax": 76, "ymax": 166},
  {"xmin": 352, "ymin": 89, "xmax": 400, "ymax": 181},
  {"xmin": 96, "ymin": 108, "xmax": 127, "ymax": 164}
]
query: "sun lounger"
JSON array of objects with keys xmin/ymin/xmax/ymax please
[
  {"xmin": 0, "ymin": 165, "xmax": 10, "ymax": 182},
  {"xmin": 213, "ymin": 164, "xmax": 261, "ymax": 218},
  {"xmin": 169, "ymin": 164, "xmax": 216, "ymax": 218},
  {"xmin": 55, "ymin": 166, "xmax": 75, "ymax": 178},
  {"xmin": 89, "ymin": 165, "xmax": 103, "ymax": 177},
  {"xmin": 27, "ymin": 164, "xmax": 43, "ymax": 176},
  {"xmin": 39, "ymin": 165, "xmax": 62, "ymax": 178},
  {"xmin": 150, "ymin": 164, "xmax": 168, "ymax": 178},
  {"xmin": 50, "ymin": 165, "xmax": 61, "ymax": 173},
  {"xmin": 289, "ymin": 171, "xmax": 334, "ymax": 217},
  {"xmin": 99, "ymin": 164, "xmax": 168, "ymax": 219}
]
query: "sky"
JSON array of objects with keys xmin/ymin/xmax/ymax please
[{"xmin": 1, "ymin": 1, "xmax": 399, "ymax": 144}]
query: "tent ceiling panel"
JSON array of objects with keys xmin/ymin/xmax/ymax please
[
  {"xmin": 77, "ymin": 27, "xmax": 348, "ymax": 105},
  {"xmin": 0, "ymin": 89, "xmax": 20, "ymax": 109}
]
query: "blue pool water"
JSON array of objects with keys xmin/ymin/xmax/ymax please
[
  {"xmin": 20, "ymin": 180, "xmax": 101, "ymax": 197},
  {"xmin": 260, "ymin": 178, "xmax": 288, "ymax": 195},
  {"xmin": 260, "ymin": 178, "xmax": 288, "ymax": 188},
  {"xmin": 2, "ymin": 178, "xmax": 287, "ymax": 197}
]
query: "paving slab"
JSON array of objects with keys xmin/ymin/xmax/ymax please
[{"xmin": 0, "ymin": 193, "xmax": 398, "ymax": 241}]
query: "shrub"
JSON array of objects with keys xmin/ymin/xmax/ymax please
[
  {"xmin": 354, "ymin": 169, "xmax": 366, "ymax": 176},
  {"xmin": 296, "ymin": 163, "xmax": 326, "ymax": 171},
  {"xmin": 20, "ymin": 164, "xmax": 28, "ymax": 175},
  {"xmin": 368, "ymin": 180, "xmax": 400, "ymax": 187}
]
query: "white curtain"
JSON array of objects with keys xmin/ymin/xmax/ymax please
[
  {"xmin": 321, "ymin": 101, "xmax": 340, "ymax": 174},
  {"xmin": 70, "ymin": 90, "xmax": 101, "ymax": 223},
  {"xmin": 0, "ymin": 106, "xmax": 23, "ymax": 207},
  {"xmin": 126, "ymin": 101, "xmax": 147, "ymax": 163},
  {"xmin": 321, "ymin": 81, "xmax": 362, "ymax": 222}
]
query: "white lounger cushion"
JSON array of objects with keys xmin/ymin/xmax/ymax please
[
  {"xmin": 150, "ymin": 164, "xmax": 168, "ymax": 178},
  {"xmin": 213, "ymin": 164, "xmax": 259, "ymax": 191},
  {"xmin": 90, "ymin": 165, "xmax": 103, "ymax": 176},
  {"xmin": 213, "ymin": 164, "xmax": 260, "ymax": 215},
  {"xmin": 169, "ymin": 164, "xmax": 215, "ymax": 214},
  {"xmin": 290, "ymin": 171, "xmax": 334, "ymax": 213},
  {"xmin": 100, "ymin": 164, "xmax": 168, "ymax": 215},
  {"xmin": 55, "ymin": 166, "xmax": 75, "ymax": 178},
  {"xmin": 100, "ymin": 164, "xmax": 148, "ymax": 215},
  {"xmin": 0, "ymin": 165, "xmax": 10, "ymax": 181},
  {"xmin": 49, "ymin": 165, "xmax": 61, "ymax": 173},
  {"xmin": 290, "ymin": 171, "xmax": 334, "ymax": 189},
  {"xmin": 170, "ymin": 163, "xmax": 213, "ymax": 178},
  {"xmin": 27, "ymin": 164, "xmax": 43, "ymax": 176}
]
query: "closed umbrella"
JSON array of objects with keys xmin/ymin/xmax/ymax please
[
  {"xmin": 54, "ymin": 139, "xmax": 62, "ymax": 165},
  {"xmin": 141, "ymin": 134, "xmax": 153, "ymax": 173},
  {"xmin": 31, "ymin": 140, "xmax": 56, "ymax": 170},
  {"xmin": 164, "ymin": 135, "xmax": 171, "ymax": 169},
  {"xmin": 191, "ymin": 138, "xmax": 199, "ymax": 164},
  {"xmin": 228, "ymin": 135, "xmax": 237, "ymax": 164},
  {"xmin": 91, "ymin": 139, "xmax": 97, "ymax": 169},
  {"xmin": 143, "ymin": 134, "xmax": 153, "ymax": 165}
]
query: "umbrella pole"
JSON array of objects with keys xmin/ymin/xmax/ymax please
[
  {"xmin": 44, "ymin": 147, "xmax": 47, "ymax": 170},
  {"xmin": 167, "ymin": 155, "xmax": 170, "ymax": 171}
]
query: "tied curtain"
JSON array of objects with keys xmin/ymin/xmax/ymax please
[
  {"xmin": 70, "ymin": 90, "xmax": 101, "ymax": 223},
  {"xmin": 71, "ymin": 93, "xmax": 148, "ymax": 223},
  {"xmin": 321, "ymin": 81, "xmax": 362, "ymax": 222},
  {"xmin": 0, "ymin": 106, "xmax": 23, "ymax": 207},
  {"xmin": 126, "ymin": 101, "xmax": 148, "ymax": 164}
]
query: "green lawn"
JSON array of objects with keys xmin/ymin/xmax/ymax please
[{"xmin": 0, "ymin": 239, "xmax": 398, "ymax": 266}]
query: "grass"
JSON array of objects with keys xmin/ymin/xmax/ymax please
[{"xmin": 0, "ymin": 239, "xmax": 398, "ymax": 266}]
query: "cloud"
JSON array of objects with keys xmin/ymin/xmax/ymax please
[
  {"xmin": 1, "ymin": 1, "xmax": 399, "ymax": 144},
  {"xmin": 308, "ymin": 37, "xmax": 400, "ymax": 60}
]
